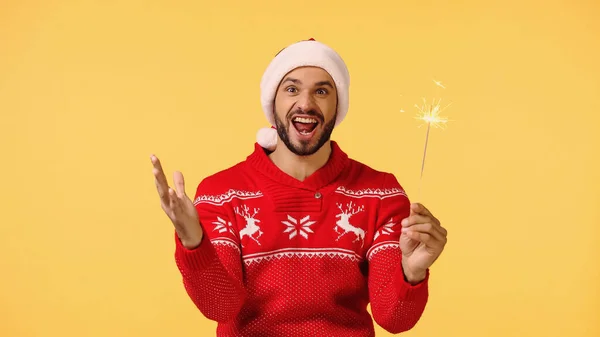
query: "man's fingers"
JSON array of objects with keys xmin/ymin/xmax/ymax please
[
  {"xmin": 403, "ymin": 231, "xmax": 432, "ymax": 245},
  {"xmin": 410, "ymin": 203, "xmax": 433, "ymax": 217},
  {"xmin": 169, "ymin": 187, "xmax": 181, "ymax": 212},
  {"xmin": 401, "ymin": 213, "xmax": 443, "ymax": 236},
  {"xmin": 409, "ymin": 203, "xmax": 440, "ymax": 225},
  {"xmin": 410, "ymin": 202, "xmax": 433, "ymax": 216},
  {"xmin": 401, "ymin": 214, "xmax": 437, "ymax": 227},
  {"xmin": 173, "ymin": 171, "xmax": 186, "ymax": 198},
  {"xmin": 150, "ymin": 154, "xmax": 166, "ymax": 178},
  {"xmin": 403, "ymin": 229, "xmax": 446, "ymax": 249},
  {"xmin": 154, "ymin": 174, "xmax": 170, "ymax": 205},
  {"xmin": 402, "ymin": 223, "xmax": 446, "ymax": 243},
  {"xmin": 438, "ymin": 225, "xmax": 448, "ymax": 237},
  {"xmin": 151, "ymin": 155, "xmax": 170, "ymax": 204}
]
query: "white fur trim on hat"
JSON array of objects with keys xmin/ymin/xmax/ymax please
[{"xmin": 256, "ymin": 39, "xmax": 350, "ymax": 150}]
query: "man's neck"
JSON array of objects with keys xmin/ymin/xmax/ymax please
[{"xmin": 268, "ymin": 141, "xmax": 332, "ymax": 182}]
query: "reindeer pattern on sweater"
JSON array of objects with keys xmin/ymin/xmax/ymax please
[{"xmin": 175, "ymin": 142, "xmax": 429, "ymax": 337}]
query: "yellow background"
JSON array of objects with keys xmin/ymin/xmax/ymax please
[{"xmin": 2, "ymin": 0, "xmax": 599, "ymax": 336}]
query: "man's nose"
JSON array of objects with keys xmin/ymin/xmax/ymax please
[{"xmin": 296, "ymin": 91, "xmax": 317, "ymax": 113}]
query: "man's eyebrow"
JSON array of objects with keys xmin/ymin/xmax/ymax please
[
  {"xmin": 282, "ymin": 77, "xmax": 300, "ymax": 85},
  {"xmin": 281, "ymin": 78, "xmax": 334, "ymax": 88},
  {"xmin": 316, "ymin": 81, "xmax": 334, "ymax": 88}
]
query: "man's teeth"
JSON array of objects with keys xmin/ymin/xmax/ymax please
[{"xmin": 293, "ymin": 117, "xmax": 318, "ymax": 123}]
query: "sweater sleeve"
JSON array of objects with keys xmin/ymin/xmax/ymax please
[
  {"xmin": 366, "ymin": 173, "xmax": 429, "ymax": 334},
  {"xmin": 174, "ymin": 178, "xmax": 246, "ymax": 323}
]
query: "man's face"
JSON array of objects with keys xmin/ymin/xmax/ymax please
[{"xmin": 273, "ymin": 66, "xmax": 338, "ymax": 156}]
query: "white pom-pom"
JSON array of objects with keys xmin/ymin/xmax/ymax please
[{"xmin": 256, "ymin": 127, "xmax": 278, "ymax": 151}]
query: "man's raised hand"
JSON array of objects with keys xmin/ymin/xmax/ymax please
[
  {"xmin": 399, "ymin": 203, "xmax": 447, "ymax": 284},
  {"xmin": 151, "ymin": 155, "xmax": 203, "ymax": 249}
]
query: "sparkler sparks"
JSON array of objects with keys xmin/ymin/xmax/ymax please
[
  {"xmin": 414, "ymin": 97, "xmax": 452, "ymax": 130},
  {"xmin": 433, "ymin": 79, "xmax": 446, "ymax": 89},
  {"xmin": 412, "ymin": 83, "xmax": 453, "ymax": 201}
]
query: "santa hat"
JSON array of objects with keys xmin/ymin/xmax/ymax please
[{"xmin": 256, "ymin": 38, "xmax": 350, "ymax": 151}]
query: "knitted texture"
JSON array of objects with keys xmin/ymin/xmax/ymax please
[{"xmin": 175, "ymin": 141, "xmax": 429, "ymax": 336}]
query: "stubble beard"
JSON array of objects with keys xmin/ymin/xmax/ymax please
[{"xmin": 273, "ymin": 110, "xmax": 337, "ymax": 157}]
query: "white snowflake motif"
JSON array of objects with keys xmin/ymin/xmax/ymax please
[
  {"xmin": 282, "ymin": 215, "xmax": 316, "ymax": 240},
  {"xmin": 211, "ymin": 217, "xmax": 236, "ymax": 236},
  {"xmin": 374, "ymin": 218, "xmax": 396, "ymax": 241}
]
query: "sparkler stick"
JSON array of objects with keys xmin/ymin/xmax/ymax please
[{"xmin": 414, "ymin": 80, "xmax": 452, "ymax": 201}]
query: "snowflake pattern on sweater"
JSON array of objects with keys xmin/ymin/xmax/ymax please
[{"xmin": 174, "ymin": 141, "xmax": 429, "ymax": 337}]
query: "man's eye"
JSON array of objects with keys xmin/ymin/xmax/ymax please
[
  {"xmin": 286, "ymin": 87, "xmax": 297, "ymax": 93},
  {"xmin": 316, "ymin": 88, "xmax": 328, "ymax": 95}
]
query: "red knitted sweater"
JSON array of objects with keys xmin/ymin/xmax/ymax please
[{"xmin": 174, "ymin": 141, "xmax": 429, "ymax": 336}]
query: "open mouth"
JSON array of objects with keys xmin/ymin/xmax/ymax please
[{"xmin": 292, "ymin": 116, "xmax": 319, "ymax": 136}]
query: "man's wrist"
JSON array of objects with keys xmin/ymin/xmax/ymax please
[
  {"xmin": 402, "ymin": 263, "xmax": 427, "ymax": 285},
  {"xmin": 178, "ymin": 231, "xmax": 204, "ymax": 250}
]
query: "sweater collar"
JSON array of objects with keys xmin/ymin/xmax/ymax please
[{"xmin": 246, "ymin": 141, "xmax": 350, "ymax": 191}]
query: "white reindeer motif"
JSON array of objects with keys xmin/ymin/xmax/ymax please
[
  {"xmin": 235, "ymin": 205, "xmax": 263, "ymax": 246},
  {"xmin": 334, "ymin": 201, "xmax": 366, "ymax": 248}
]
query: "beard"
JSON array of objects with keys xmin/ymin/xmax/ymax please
[{"xmin": 273, "ymin": 109, "xmax": 337, "ymax": 156}]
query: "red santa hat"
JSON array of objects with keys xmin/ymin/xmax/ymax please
[{"xmin": 256, "ymin": 38, "xmax": 350, "ymax": 151}]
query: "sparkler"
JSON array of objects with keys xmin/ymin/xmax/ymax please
[{"xmin": 413, "ymin": 80, "xmax": 452, "ymax": 201}]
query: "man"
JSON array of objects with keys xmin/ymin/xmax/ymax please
[{"xmin": 151, "ymin": 39, "xmax": 448, "ymax": 336}]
